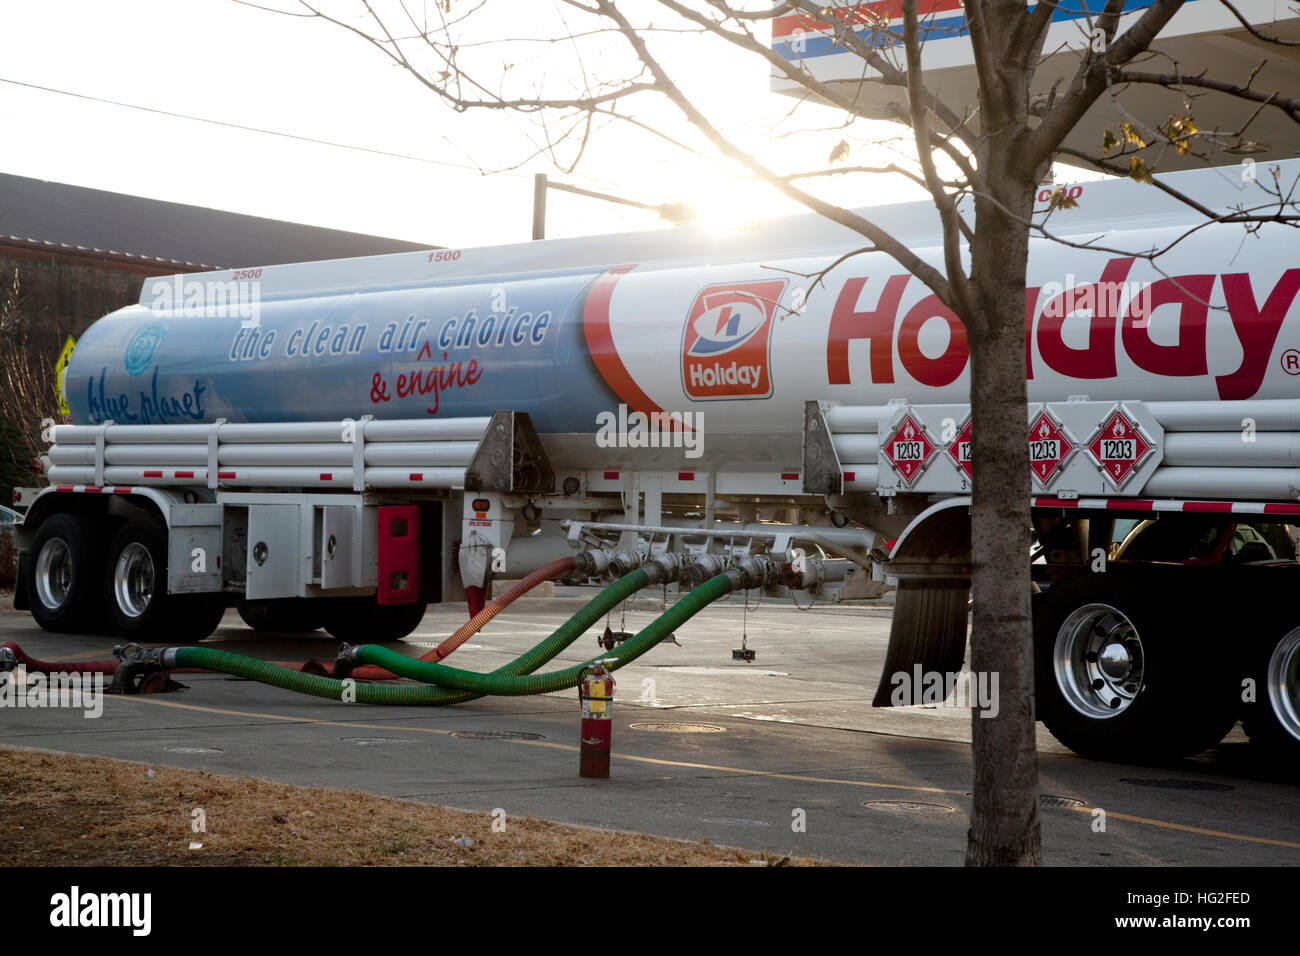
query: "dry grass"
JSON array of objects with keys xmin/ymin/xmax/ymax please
[{"xmin": 0, "ymin": 748, "xmax": 820, "ymax": 867}]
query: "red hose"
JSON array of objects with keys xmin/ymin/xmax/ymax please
[
  {"xmin": 3, "ymin": 556, "xmax": 579, "ymax": 681},
  {"xmin": 465, "ymin": 585, "xmax": 486, "ymax": 619},
  {"xmin": 1, "ymin": 642, "xmax": 118, "ymax": 675}
]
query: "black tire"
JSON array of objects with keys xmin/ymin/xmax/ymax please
[
  {"xmin": 237, "ymin": 599, "xmax": 326, "ymax": 634},
  {"xmin": 169, "ymin": 595, "xmax": 229, "ymax": 643},
  {"xmin": 323, "ymin": 598, "xmax": 427, "ymax": 643},
  {"xmin": 24, "ymin": 513, "xmax": 106, "ymax": 633},
  {"xmin": 104, "ymin": 517, "xmax": 224, "ymax": 643},
  {"xmin": 1242, "ymin": 621, "xmax": 1300, "ymax": 756},
  {"xmin": 1034, "ymin": 567, "xmax": 1237, "ymax": 762}
]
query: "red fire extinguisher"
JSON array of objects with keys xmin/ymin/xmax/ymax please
[{"xmin": 578, "ymin": 661, "xmax": 616, "ymax": 779}]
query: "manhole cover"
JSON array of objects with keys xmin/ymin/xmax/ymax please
[
  {"xmin": 862, "ymin": 800, "xmax": 957, "ymax": 815},
  {"xmin": 1040, "ymin": 794, "xmax": 1088, "ymax": 809},
  {"xmin": 164, "ymin": 747, "xmax": 223, "ymax": 754},
  {"xmin": 1120, "ymin": 778, "xmax": 1234, "ymax": 792},
  {"xmin": 339, "ymin": 737, "xmax": 415, "ymax": 745},
  {"xmin": 451, "ymin": 730, "xmax": 546, "ymax": 741},
  {"xmin": 702, "ymin": 817, "xmax": 771, "ymax": 827},
  {"xmin": 629, "ymin": 722, "xmax": 726, "ymax": 734}
]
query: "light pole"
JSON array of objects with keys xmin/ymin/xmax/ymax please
[{"xmin": 531, "ymin": 173, "xmax": 699, "ymax": 240}]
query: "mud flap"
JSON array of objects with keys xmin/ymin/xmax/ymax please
[
  {"xmin": 872, "ymin": 578, "xmax": 971, "ymax": 706},
  {"xmin": 871, "ymin": 500, "xmax": 972, "ymax": 707}
]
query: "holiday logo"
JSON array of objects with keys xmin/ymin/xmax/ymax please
[{"xmin": 681, "ymin": 280, "xmax": 785, "ymax": 400}]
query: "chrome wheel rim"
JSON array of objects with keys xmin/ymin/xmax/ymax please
[
  {"xmin": 1053, "ymin": 602, "xmax": 1145, "ymax": 719},
  {"xmin": 34, "ymin": 537, "xmax": 73, "ymax": 610},
  {"xmin": 114, "ymin": 542, "xmax": 155, "ymax": 618},
  {"xmin": 1266, "ymin": 628, "xmax": 1300, "ymax": 743}
]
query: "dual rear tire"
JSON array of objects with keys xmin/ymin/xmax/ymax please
[
  {"xmin": 24, "ymin": 513, "xmax": 225, "ymax": 643},
  {"xmin": 105, "ymin": 518, "xmax": 226, "ymax": 643},
  {"xmin": 25, "ymin": 511, "xmax": 422, "ymax": 645},
  {"xmin": 1034, "ymin": 567, "xmax": 1239, "ymax": 762}
]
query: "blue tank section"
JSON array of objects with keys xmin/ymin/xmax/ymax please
[{"xmin": 65, "ymin": 271, "xmax": 619, "ymax": 433}]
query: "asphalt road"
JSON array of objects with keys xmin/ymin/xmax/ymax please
[{"xmin": 2, "ymin": 589, "xmax": 1298, "ymax": 866}]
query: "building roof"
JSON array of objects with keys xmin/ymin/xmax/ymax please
[{"xmin": 0, "ymin": 171, "xmax": 432, "ymax": 270}]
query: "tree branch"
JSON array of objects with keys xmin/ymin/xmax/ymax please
[{"xmin": 591, "ymin": 0, "xmax": 956, "ymax": 307}]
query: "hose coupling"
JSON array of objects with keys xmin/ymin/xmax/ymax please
[
  {"xmin": 642, "ymin": 552, "xmax": 683, "ymax": 585},
  {"xmin": 680, "ymin": 553, "xmax": 727, "ymax": 589},
  {"xmin": 607, "ymin": 547, "xmax": 647, "ymax": 578},
  {"xmin": 333, "ymin": 643, "xmax": 363, "ymax": 679},
  {"xmin": 571, "ymin": 548, "xmax": 612, "ymax": 578}
]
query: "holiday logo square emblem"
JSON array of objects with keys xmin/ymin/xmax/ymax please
[{"xmin": 681, "ymin": 280, "xmax": 785, "ymax": 400}]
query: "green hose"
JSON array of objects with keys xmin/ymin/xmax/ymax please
[
  {"xmin": 355, "ymin": 572, "xmax": 734, "ymax": 695},
  {"xmin": 170, "ymin": 568, "xmax": 657, "ymax": 705}
]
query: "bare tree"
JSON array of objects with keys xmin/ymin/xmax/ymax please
[
  {"xmin": 244, "ymin": 0, "xmax": 1300, "ymax": 864},
  {"xmin": 0, "ymin": 268, "xmax": 58, "ymax": 502}
]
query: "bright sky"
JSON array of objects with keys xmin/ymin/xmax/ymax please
[{"xmin": 0, "ymin": 0, "xmax": 932, "ymax": 251}]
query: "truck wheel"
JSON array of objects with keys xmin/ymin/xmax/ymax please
[
  {"xmin": 105, "ymin": 517, "xmax": 224, "ymax": 643},
  {"xmin": 237, "ymin": 599, "xmax": 325, "ymax": 634},
  {"xmin": 1243, "ymin": 624, "xmax": 1300, "ymax": 755},
  {"xmin": 25, "ymin": 513, "xmax": 105, "ymax": 633},
  {"xmin": 1034, "ymin": 569, "xmax": 1236, "ymax": 762},
  {"xmin": 323, "ymin": 598, "xmax": 427, "ymax": 643}
]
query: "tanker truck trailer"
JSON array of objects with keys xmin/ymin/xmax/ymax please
[{"xmin": 13, "ymin": 158, "xmax": 1300, "ymax": 762}]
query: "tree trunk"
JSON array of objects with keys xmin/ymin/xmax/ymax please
[{"xmin": 964, "ymin": 144, "xmax": 1042, "ymax": 866}]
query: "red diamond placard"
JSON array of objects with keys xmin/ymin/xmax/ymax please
[
  {"xmin": 945, "ymin": 416, "xmax": 973, "ymax": 481},
  {"xmin": 881, "ymin": 412, "xmax": 936, "ymax": 486},
  {"xmin": 1086, "ymin": 407, "xmax": 1154, "ymax": 490},
  {"xmin": 1027, "ymin": 408, "xmax": 1075, "ymax": 487}
]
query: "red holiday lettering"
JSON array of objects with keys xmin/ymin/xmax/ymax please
[{"xmin": 827, "ymin": 274, "xmax": 910, "ymax": 385}]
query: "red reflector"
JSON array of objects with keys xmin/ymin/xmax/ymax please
[
  {"xmin": 1033, "ymin": 497, "xmax": 1078, "ymax": 508},
  {"xmin": 1106, "ymin": 499, "xmax": 1153, "ymax": 510},
  {"xmin": 320, "ymin": 472, "xmax": 333, "ymax": 481},
  {"xmin": 113, "ymin": 486, "xmax": 133, "ymax": 494},
  {"xmin": 1183, "ymin": 501, "xmax": 1233, "ymax": 513},
  {"xmin": 780, "ymin": 472, "xmax": 799, "ymax": 481},
  {"xmin": 84, "ymin": 486, "xmax": 103, "ymax": 493},
  {"xmin": 143, "ymin": 470, "xmax": 163, "ymax": 478},
  {"xmin": 408, "ymin": 472, "xmax": 423, "ymax": 481},
  {"xmin": 175, "ymin": 471, "xmax": 195, "ymax": 478},
  {"xmin": 843, "ymin": 471, "xmax": 856, "ymax": 482},
  {"xmin": 677, "ymin": 472, "xmax": 694, "ymax": 481},
  {"xmin": 56, "ymin": 485, "xmax": 74, "ymax": 493},
  {"xmin": 218, "ymin": 471, "xmax": 235, "ymax": 479},
  {"xmin": 603, "ymin": 471, "xmax": 619, "ymax": 480}
]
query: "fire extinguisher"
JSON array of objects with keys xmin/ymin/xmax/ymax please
[{"xmin": 578, "ymin": 660, "xmax": 616, "ymax": 779}]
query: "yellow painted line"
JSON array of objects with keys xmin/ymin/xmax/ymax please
[
  {"xmin": 1060, "ymin": 805, "xmax": 1300, "ymax": 849},
  {"xmin": 114, "ymin": 694, "xmax": 1300, "ymax": 851},
  {"xmin": 118, "ymin": 696, "xmax": 461, "ymax": 736}
]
